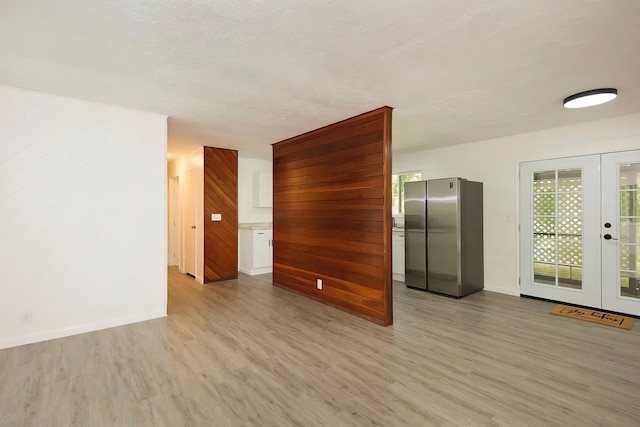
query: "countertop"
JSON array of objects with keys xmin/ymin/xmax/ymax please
[{"xmin": 239, "ymin": 222, "xmax": 272, "ymax": 230}]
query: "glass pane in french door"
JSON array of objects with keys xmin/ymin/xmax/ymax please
[
  {"xmin": 619, "ymin": 163, "xmax": 640, "ymax": 299},
  {"xmin": 602, "ymin": 150, "xmax": 640, "ymax": 316},
  {"xmin": 532, "ymin": 168, "xmax": 583, "ymax": 289}
]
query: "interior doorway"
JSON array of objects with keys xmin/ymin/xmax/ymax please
[
  {"xmin": 168, "ymin": 177, "xmax": 180, "ymax": 266},
  {"xmin": 182, "ymin": 168, "xmax": 197, "ymax": 277},
  {"xmin": 519, "ymin": 150, "xmax": 640, "ymax": 316}
]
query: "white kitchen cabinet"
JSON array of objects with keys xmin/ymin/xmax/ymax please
[
  {"xmin": 253, "ymin": 172, "xmax": 273, "ymax": 207},
  {"xmin": 239, "ymin": 228, "xmax": 273, "ymax": 275},
  {"xmin": 392, "ymin": 230, "xmax": 405, "ymax": 282}
]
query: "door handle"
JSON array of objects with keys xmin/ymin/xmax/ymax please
[
  {"xmin": 603, "ymin": 234, "xmax": 618, "ymax": 240},
  {"xmin": 191, "ymin": 225, "xmax": 196, "ymax": 229}
]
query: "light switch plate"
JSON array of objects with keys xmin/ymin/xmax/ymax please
[{"xmin": 211, "ymin": 213, "xmax": 222, "ymax": 221}]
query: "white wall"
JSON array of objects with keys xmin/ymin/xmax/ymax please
[
  {"xmin": 0, "ymin": 86, "xmax": 167, "ymax": 349},
  {"xmin": 167, "ymin": 148, "xmax": 204, "ymax": 282},
  {"xmin": 394, "ymin": 113, "xmax": 640, "ymax": 296},
  {"xmin": 238, "ymin": 157, "xmax": 273, "ymax": 224}
]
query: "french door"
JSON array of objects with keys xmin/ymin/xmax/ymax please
[{"xmin": 520, "ymin": 150, "xmax": 640, "ymax": 316}]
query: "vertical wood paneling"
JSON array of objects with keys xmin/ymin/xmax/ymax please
[
  {"xmin": 272, "ymin": 107, "xmax": 393, "ymax": 325},
  {"xmin": 203, "ymin": 147, "xmax": 238, "ymax": 282}
]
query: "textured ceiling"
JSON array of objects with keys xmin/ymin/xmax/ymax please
[{"xmin": 1, "ymin": 0, "xmax": 639, "ymax": 160}]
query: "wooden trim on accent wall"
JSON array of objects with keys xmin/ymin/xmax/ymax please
[
  {"xmin": 272, "ymin": 107, "xmax": 393, "ymax": 325},
  {"xmin": 203, "ymin": 147, "xmax": 238, "ymax": 282},
  {"xmin": 382, "ymin": 107, "xmax": 393, "ymax": 324}
]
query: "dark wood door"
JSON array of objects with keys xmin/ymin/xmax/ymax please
[{"xmin": 203, "ymin": 147, "xmax": 238, "ymax": 282}]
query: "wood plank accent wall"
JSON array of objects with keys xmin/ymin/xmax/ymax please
[
  {"xmin": 272, "ymin": 107, "xmax": 393, "ymax": 325},
  {"xmin": 203, "ymin": 147, "xmax": 238, "ymax": 282}
]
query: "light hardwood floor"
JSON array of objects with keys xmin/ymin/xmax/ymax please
[{"xmin": 2, "ymin": 267, "xmax": 640, "ymax": 426}]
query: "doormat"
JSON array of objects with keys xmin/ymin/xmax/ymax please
[{"xmin": 550, "ymin": 305, "xmax": 634, "ymax": 330}]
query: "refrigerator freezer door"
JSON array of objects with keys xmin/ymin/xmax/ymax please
[
  {"xmin": 427, "ymin": 179, "xmax": 460, "ymax": 296},
  {"xmin": 405, "ymin": 230, "xmax": 427, "ymax": 290},
  {"xmin": 404, "ymin": 181, "xmax": 427, "ymax": 290}
]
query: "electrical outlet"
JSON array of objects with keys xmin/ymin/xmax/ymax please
[{"xmin": 316, "ymin": 279, "xmax": 323, "ymax": 290}]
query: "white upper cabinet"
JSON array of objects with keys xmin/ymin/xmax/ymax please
[{"xmin": 253, "ymin": 172, "xmax": 273, "ymax": 208}]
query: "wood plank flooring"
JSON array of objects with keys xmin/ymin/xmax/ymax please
[{"xmin": 2, "ymin": 267, "xmax": 640, "ymax": 426}]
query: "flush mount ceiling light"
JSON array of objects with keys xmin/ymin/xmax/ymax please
[{"xmin": 563, "ymin": 88, "xmax": 618, "ymax": 109}]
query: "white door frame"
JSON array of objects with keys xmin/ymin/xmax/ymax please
[
  {"xmin": 601, "ymin": 150, "xmax": 640, "ymax": 316},
  {"xmin": 520, "ymin": 155, "xmax": 601, "ymax": 307},
  {"xmin": 520, "ymin": 150, "xmax": 640, "ymax": 317},
  {"xmin": 168, "ymin": 176, "xmax": 180, "ymax": 267},
  {"xmin": 182, "ymin": 168, "xmax": 197, "ymax": 277}
]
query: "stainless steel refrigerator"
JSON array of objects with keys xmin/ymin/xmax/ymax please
[{"xmin": 404, "ymin": 178, "xmax": 484, "ymax": 297}]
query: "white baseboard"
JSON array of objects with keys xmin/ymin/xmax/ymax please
[
  {"xmin": 392, "ymin": 273, "xmax": 405, "ymax": 282},
  {"xmin": 483, "ymin": 285, "xmax": 520, "ymax": 296},
  {"xmin": 0, "ymin": 310, "xmax": 167, "ymax": 350},
  {"xmin": 250, "ymin": 266, "xmax": 272, "ymax": 275},
  {"xmin": 239, "ymin": 266, "xmax": 272, "ymax": 276}
]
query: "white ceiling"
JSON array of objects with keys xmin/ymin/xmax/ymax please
[{"xmin": 1, "ymin": 1, "xmax": 639, "ymax": 160}]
